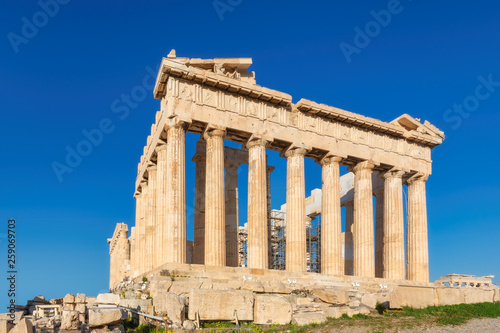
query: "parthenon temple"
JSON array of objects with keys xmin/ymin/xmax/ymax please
[{"xmin": 108, "ymin": 50, "xmax": 446, "ymax": 289}]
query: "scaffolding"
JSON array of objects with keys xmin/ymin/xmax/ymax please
[{"xmin": 238, "ymin": 210, "xmax": 322, "ymax": 272}]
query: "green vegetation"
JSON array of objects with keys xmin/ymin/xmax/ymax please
[
  {"xmin": 122, "ymin": 302, "xmax": 500, "ymax": 333},
  {"xmin": 142, "ymin": 276, "xmax": 148, "ymax": 282}
]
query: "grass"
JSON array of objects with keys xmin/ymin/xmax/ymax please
[{"xmin": 122, "ymin": 302, "xmax": 500, "ymax": 333}]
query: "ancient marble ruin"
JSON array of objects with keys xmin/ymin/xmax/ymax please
[{"xmin": 108, "ymin": 50, "xmax": 446, "ymax": 289}]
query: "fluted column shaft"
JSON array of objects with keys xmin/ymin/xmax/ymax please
[
  {"xmin": 192, "ymin": 150, "xmax": 206, "ymax": 265},
  {"xmin": 344, "ymin": 202, "xmax": 354, "ymax": 275},
  {"xmin": 266, "ymin": 165, "xmax": 274, "ymax": 268},
  {"xmin": 204, "ymin": 129, "xmax": 226, "ymax": 266},
  {"xmin": 133, "ymin": 192, "xmax": 143, "ymax": 276},
  {"xmin": 225, "ymin": 162, "xmax": 240, "ymax": 267},
  {"xmin": 406, "ymin": 174, "xmax": 429, "ymax": 282},
  {"xmin": 139, "ymin": 181, "xmax": 148, "ymax": 275},
  {"xmin": 375, "ymin": 189, "xmax": 384, "ymax": 278},
  {"xmin": 352, "ymin": 161, "xmax": 375, "ymax": 278},
  {"xmin": 165, "ymin": 123, "xmax": 187, "ymax": 264},
  {"xmin": 285, "ymin": 148, "xmax": 307, "ymax": 272},
  {"xmin": 320, "ymin": 156, "xmax": 343, "ymax": 275},
  {"xmin": 155, "ymin": 145, "xmax": 168, "ymax": 266},
  {"xmin": 383, "ymin": 170, "xmax": 405, "ymax": 280},
  {"xmin": 146, "ymin": 166, "xmax": 157, "ymax": 271},
  {"xmin": 247, "ymin": 139, "xmax": 268, "ymax": 269}
]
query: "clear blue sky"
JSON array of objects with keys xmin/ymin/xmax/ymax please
[{"xmin": 1, "ymin": 0, "xmax": 499, "ymax": 307}]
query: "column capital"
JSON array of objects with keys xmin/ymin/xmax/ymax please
[
  {"xmin": 350, "ymin": 160, "xmax": 375, "ymax": 173},
  {"xmin": 381, "ymin": 168, "xmax": 405, "ymax": 180},
  {"xmin": 317, "ymin": 154, "xmax": 343, "ymax": 166},
  {"xmin": 245, "ymin": 137, "xmax": 268, "ymax": 150},
  {"xmin": 342, "ymin": 201, "xmax": 354, "ymax": 208},
  {"xmin": 191, "ymin": 153, "xmax": 206, "ymax": 164},
  {"xmin": 225, "ymin": 159, "xmax": 242, "ymax": 171},
  {"xmin": 283, "ymin": 146, "xmax": 308, "ymax": 158},
  {"xmin": 203, "ymin": 126, "xmax": 226, "ymax": 140},
  {"xmin": 407, "ymin": 173, "xmax": 429, "ymax": 185},
  {"xmin": 155, "ymin": 144, "xmax": 167, "ymax": 153},
  {"xmin": 373, "ymin": 188, "xmax": 384, "ymax": 197},
  {"xmin": 166, "ymin": 117, "xmax": 190, "ymax": 131},
  {"xmin": 147, "ymin": 163, "xmax": 157, "ymax": 171},
  {"xmin": 267, "ymin": 165, "xmax": 276, "ymax": 173}
]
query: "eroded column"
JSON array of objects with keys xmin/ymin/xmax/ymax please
[
  {"xmin": 192, "ymin": 147, "xmax": 206, "ymax": 265},
  {"xmin": 139, "ymin": 180, "xmax": 148, "ymax": 275},
  {"xmin": 319, "ymin": 155, "xmax": 343, "ymax": 275},
  {"xmin": 225, "ymin": 161, "xmax": 240, "ymax": 267},
  {"xmin": 247, "ymin": 139, "xmax": 268, "ymax": 269},
  {"xmin": 382, "ymin": 170, "xmax": 405, "ymax": 280},
  {"xmin": 344, "ymin": 202, "xmax": 354, "ymax": 275},
  {"xmin": 204, "ymin": 128, "xmax": 226, "ymax": 266},
  {"xmin": 352, "ymin": 161, "xmax": 375, "ymax": 278},
  {"xmin": 285, "ymin": 148, "xmax": 307, "ymax": 272},
  {"xmin": 375, "ymin": 188, "xmax": 384, "ymax": 278},
  {"xmin": 155, "ymin": 145, "xmax": 168, "ymax": 266},
  {"xmin": 146, "ymin": 165, "xmax": 157, "ymax": 271},
  {"xmin": 406, "ymin": 174, "xmax": 429, "ymax": 282},
  {"xmin": 165, "ymin": 122, "xmax": 187, "ymax": 264}
]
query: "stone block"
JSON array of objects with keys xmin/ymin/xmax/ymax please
[
  {"xmin": 320, "ymin": 306, "xmax": 346, "ymax": 319},
  {"xmin": 254, "ymin": 295, "xmax": 292, "ymax": 325},
  {"xmin": 188, "ymin": 289, "xmax": 254, "ymax": 321},
  {"xmin": 463, "ymin": 289, "xmax": 495, "ymax": 304},
  {"xmin": 270, "ymin": 280, "xmax": 292, "ymax": 294},
  {"xmin": 79, "ymin": 313, "xmax": 85, "ymax": 323},
  {"xmin": 361, "ymin": 292, "xmax": 388, "ymax": 309},
  {"xmin": 169, "ymin": 279, "xmax": 202, "ymax": 296},
  {"xmin": 63, "ymin": 294, "xmax": 75, "ymax": 304},
  {"xmin": 494, "ymin": 288, "xmax": 500, "ymax": 302},
  {"xmin": 241, "ymin": 280, "xmax": 265, "ymax": 293},
  {"xmin": 75, "ymin": 303, "xmax": 86, "ymax": 314},
  {"xmin": 153, "ymin": 293, "xmax": 184, "ymax": 325},
  {"xmin": 9, "ymin": 319, "xmax": 32, "ymax": 333},
  {"xmin": 61, "ymin": 310, "xmax": 80, "ymax": 330},
  {"xmin": 76, "ymin": 293, "xmax": 86, "ymax": 304},
  {"xmin": 292, "ymin": 312, "xmax": 327, "ymax": 326},
  {"xmin": 34, "ymin": 318, "xmax": 55, "ymax": 329},
  {"xmin": 63, "ymin": 303, "xmax": 75, "ymax": 311},
  {"xmin": 49, "ymin": 298, "xmax": 63, "ymax": 305},
  {"xmin": 296, "ymin": 297, "xmax": 315, "ymax": 305},
  {"xmin": 96, "ymin": 294, "xmax": 120, "ymax": 305},
  {"xmin": 88, "ymin": 308, "xmax": 127, "ymax": 327},
  {"xmin": 118, "ymin": 299, "xmax": 152, "ymax": 311},
  {"xmin": 87, "ymin": 297, "xmax": 97, "ymax": 306},
  {"xmin": 312, "ymin": 289, "xmax": 349, "ymax": 305},
  {"xmin": 0, "ymin": 319, "xmax": 13, "ymax": 333},
  {"xmin": 435, "ymin": 287, "xmax": 464, "ymax": 306},
  {"xmin": 390, "ymin": 286, "xmax": 435, "ymax": 309}
]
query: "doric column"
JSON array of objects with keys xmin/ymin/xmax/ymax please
[
  {"xmin": 129, "ymin": 226, "xmax": 136, "ymax": 276},
  {"xmin": 266, "ymin": 165, "xmax": 275, "ymax": 269},
  {"xmin": 192, "ymin": 145, "xmax": 206, "ymax": 265},
  {"xmin": 204, "ymin": 128, "xmax": 226, "ymax": 266},
  {"xmin": 319, "ymin": 155, "xmax": 343, "ymax": 275},
  {"xmin": 406, "ymin": 174, "xmax": 429, "ymax": 282},
  {"xmin": 155, "ymin": 144, "xmax": 168, "ymax": 266},
  {"xmin": 165, "ymin": 122, "xmax": 187, "ymax": 264},
  {"xmin": 374, "ymin": 188, "xmax": 384, "ymax": 278},
  {"xmin": 344, "ymin": 202, "xmax": 354, "ymax": 275},
  {"xmin": 247, "ymin": 139, "xmax": 268, "ymax": 269},
  {"xmin": 139, "ymin": 180, "xmax": 148, "ymax": 275},
  {"xmin": 225, "ymin": 160, "xmax": 240, "ymax": 267},
  {"xmin": 352, "ymin": 161, "xmax": 375, "ymax": 278},
  {"xmin": 382, "ymin": 169, "xmax": 405, "ymax": 280},
  {"xmin": 146, "ymin": 165, "xmax": 157, "ymax": 271},
  {"xmin": 285, "ymin": 147, "xmax": 307, "ymax": 272}
]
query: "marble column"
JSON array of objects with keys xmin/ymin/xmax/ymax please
[
  {"xmin": 352, "ymin": 161, "xmax": 375, "ymax": 278},
  {"xmin": 267, "ymin": 165, "xmax": 274, "ymax": 269},
  {"xmin": 155, "ymin": 145, "xmax": 168, "ymax": 266},
  {"xmin": 192, "ymin": 147, "xmax": 206, "ymax": 265},
  {"xmin": 374, "ymin": 188, "xmax": 384, "ymax": 278},
  {"xmin": 344, "ymin": 202, "xmax": 354, "ymax": 275},
  {"xmin": 165, "ymin": 123, "xmax": 187, "ymax": 264},
  {"xmin": 129, "ymin": 226, "xmax": 136, "ymax": 276},
  {"xmin": 382, "ymin": 170, "xmax": 405, "ymax": 280},
  {"xmin": 146, "ymin": 165, "xmax": 157, "ymax": 271},
  {"xmin": 247, "ymin": 139, "xmax": 268, "ymax": 269},
  {"xmin": 139, "ymin": 180, "xmax": 148, "ymax": 275},
  {"xmin": 406, "ymin": 174, "xmax": 429, "ymax": 282},
  {"xmin": 225, "ymin": 161, "xmax": 240, "ymax": 267},
  {"xmin": 204, "ymin": 128, "xmax": 226, "ymax": 266},
  {"xmin": 133, "ymin": 190, "xmax": 143, "ymax": 276},
  {"xmin": 285, "ymin": 148, "xmax": 307, "ymax": 272},
  {"xmin": 319, "ymin": 155, "xmax": 343, "ymax": 275}
]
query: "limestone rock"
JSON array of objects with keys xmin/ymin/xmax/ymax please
[
  {"xmin": 169, "ymin": 280, "xmax": 202, "ymax": 296},
  {"xmin": 152, "ymin": 293, "xmax": 184, "ymax": 325},
  {"xmin": 95, "ymin": 294, "xmax": 120, "ymax": 305},
  {"xmin": 463, "ymin": 288, "xmax": 494, "ymax": 304},
  {"xmin": 435, "ymin": 287, "xmax": 464, "ymax": 306},
  {"xmin": 49, "ymin": 298, "xmax": 63, "ymax": 305},
  {"xmin": 241, "ymin": 280, "xmax": 265, "ymax": 293},
  {"xmin": 88, "ymin": 309, "xmax": 126, "ymax": 327},
  {"xmin": 320, "ymin": 306, "xmax": 345, "ymax": 319},
  {"xmin": 61, "ymin": 310, "xmax": 80, "ymax": 330},
  {"xmin": 390, "ymin": 286, "xmax": 435, "ymax": 309},
  {"xmin": 87, "ymin": 297, "xmax": 97, "ymax": 306},
  {"xmin": 182, "ymin": 320, "xmax": 195, "ymax": 330},
  {"xmin": 188, "ymin": 289, "xmax": 254, "ymax": 321},
  {"xmin": 253, "ymin": 295, "xmax": 292, "ymax": 325},
  {"xmin": 0, "ymin": 319, "xmax": 13, "ymax": 333},
  {"xmin": 118, "ymin": 299, "xmax": 152, "ymax": 311},
  {"xmin": 76, "ymin": 293, "xmax": 86, "ymax": 304},
  {"xmin": 292, "ymin": 312, "xmax": 327, "ymax": 326},
  {"xmin": 34, "ymin": 318, "xmax": 55, "ymax": 329},
  {"xmin": 63, "ymin": 294, "xmax": 75, "ymax": 304},
  {"xmin": 63, "ymin": 303, "xmax": 75, "ymax": 311},
  {"xmin": 9, "ymin": 319, "xmax": 32, "ymax": 333},
  {"xmin": 91, "ymin": 324, "xmax": 125, "ymax": 333},
  {"xmin": 75, "ymin": 303, "xmax": 86, "ymax": 314},
  {"xmin": 313, "ymin": 289, "xmax": 349, "ymax": 305}
]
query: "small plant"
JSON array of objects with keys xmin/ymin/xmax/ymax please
[{"xmin": 142, "ymin": 276, "xmax": 148, "ymax": 282}]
